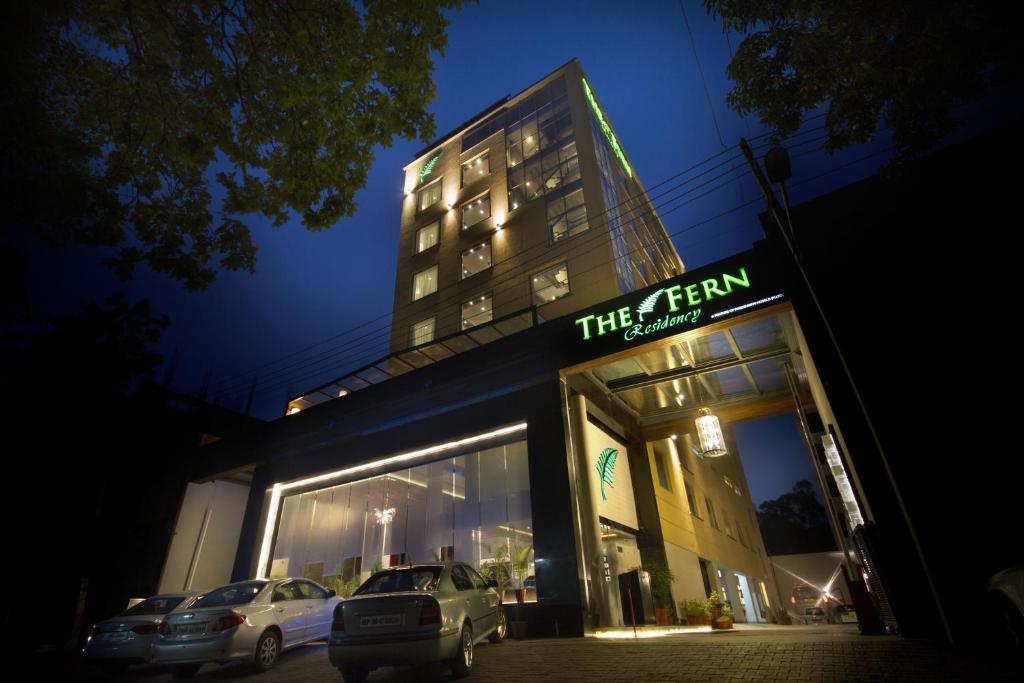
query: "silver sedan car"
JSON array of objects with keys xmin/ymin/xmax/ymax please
[
  {"xmin": 328, "ymin": 563, "xmax": 507, "ymax": 683},
  {"xmin": 152, "ymin": 578, "xmax": 340, "ymax": 678},
  {"xmin": 82, "ymin": 592, "xmax": 201, "ymax": 674}
]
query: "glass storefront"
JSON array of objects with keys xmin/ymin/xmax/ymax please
[{"xmin": 268, "ymin": 439, "xmax": 535, "ymax": 602}]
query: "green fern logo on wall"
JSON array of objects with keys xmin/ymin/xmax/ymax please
[{"xmin": 596, "ymin": 448, "xmax": 619, "ymax": 501}]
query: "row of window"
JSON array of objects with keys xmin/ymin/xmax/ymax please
[
  {"xmin": 652, "ymin": 441, "xmax": 755, "ymax": 551},
  {"xmin": 414, "ymin": 182, "xmax": 588, "ymax": 254},
  {"xmin": 409, "ymin": 261, "xmax": 570, "ymax": 347}
]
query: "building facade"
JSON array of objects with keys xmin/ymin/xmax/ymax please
[
  {"xmin": 391, "ymin": 60, "xmax": 683, "ymax": 353},
  {"xmin": 155, "ymin": 63, "xmax": 941, "ymax": 640}
]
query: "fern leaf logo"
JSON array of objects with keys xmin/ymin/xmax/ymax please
[
  {"xmin": 596, "ymin": 448, "xmax": 618, "ymax": 501},
  {"xmin": 635, "ymin": 288, "xmax": 664, "ymax": 322}
]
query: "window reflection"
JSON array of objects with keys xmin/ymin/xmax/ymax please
[{"xmin": 269, "ymin": 440, "xmax": 534, "ymax": 603}]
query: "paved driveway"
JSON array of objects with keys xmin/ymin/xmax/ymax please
[{"xmin": 18, "ymin": 625, "xmax": 1024, "ymax": 682}]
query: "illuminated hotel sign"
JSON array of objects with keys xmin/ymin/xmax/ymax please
[
  {"xmin": 581, "ymin": 78, "xmax": 633, "ymax": 178},
  {"xmin": 419, "ymin": 150, "xmax": 441, "ymax": 183},
  {"xmin": 574, "ymin": 265, "xmax": 778, "ymax": 344}
]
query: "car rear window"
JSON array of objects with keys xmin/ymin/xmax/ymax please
[
  {"xmin": 354, "ymin": 568, "xmax": 442, "ymax": 595},
  {"xmin": 192, "ymin": 582, "xmax": 265, "ymax": 608},
  {"xmin": 122, "ymin": 596, "xmax": 186, "ymax": 616}
]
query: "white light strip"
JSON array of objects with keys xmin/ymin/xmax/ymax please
[
  {"xmin": 255, "ymin": 484, "xmax": 282, "ymax": 579},
  {"xmin": 709, "ymin": 293, "xmax": 785, "ymax": 319},
  {"xmin": 254, "ymin": 422, "xmax": 527, "ymax": 578}
]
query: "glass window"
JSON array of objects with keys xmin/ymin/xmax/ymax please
[
  {"xmin": 684, "ymin": 482, "xmax": 699, "ymax": 517},
  {"xmin": 722, "ymin": 509, "xmax": 734, "ymax": 538},
  {"xmin": 412, "ymin": 265, "xmax": 438, "ymax": 301},
  {"xmin": 417, "ymin": 179, "xmax": 443, "ymax": 212},
  {"xmin": 415, "ymin": 221, "xmax": 439, "ymax": 253},
  {"xmin": 461, "ymin": 292, "xmax": 493, "ymax": 330},
  {"xmin": 355, "ymin": 568, "xmax": 441, "ymax": 594},
  {"xmin": 462, "ymin": 153, "xmax": 490, "ymax": 186},
  {"xmin": 268, "ymin": 440, "xmax": 532, "ymax": 601},
  {"xmin": 705, "ymin": 497, "xmax": 720, "ymax": 529},
  {"xmin": 531, "ymin": 262, "xmax": 570, "ymax": 306},
  {"xmin": 297, "ymin": 581, "xmax": 327, "ymax": 599},
  {"xmin": 461, "ymin": 240, "xmax": 491, "ymax": 279},
  {"xmin": 466, "ymin": 565, "xmax": 488, "ymax": 590},
  {"xmin": 461, "ymin": 193, "xmax": 490, "ymax": 230},
  {"xmin": 451, "ymin": 565, "xmax": 474, "ymax": 591},
  {"xmin": 192, "ymin": 582, "xmax": 265, "ymax": 608},
  {"xmin": 122, "ymin": 596, "xmax": 186, "ymax": 616},
  {"xmin": 548, "ymin": 187, "xmax": 588, "ymax": 242},
  {"xmin": 652, "ymin": 442, "xmax": 671, "ymax": 491},
  {"xmin": 410, "ymin": 318, "xmax": 435, "ymax": 347},
  {"xmin": 272, "ymin": 582, "xmax": 302, "ymax": 602}
]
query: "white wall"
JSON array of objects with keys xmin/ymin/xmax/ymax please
[
  {"xmin": 663, "ymin": 541, "xmax": 706, "ymax": 606},
  {"xmin": 158, "ymin": 480, "xmax": 250, "ymax": 593}
]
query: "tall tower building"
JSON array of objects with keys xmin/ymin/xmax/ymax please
[{"xmin": 391, "ymin": 59, "xmax": 684, "ymax": 352}]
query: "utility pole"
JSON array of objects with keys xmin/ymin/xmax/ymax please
[{"xmin": 738, "ymin": 138, "xmax": 953, "ymax": 644}]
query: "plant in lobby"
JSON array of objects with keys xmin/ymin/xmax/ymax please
[
  {"xmin": 508, "ymin": 544, "xmax": 534, "ymax": 639},
  {"xmin": 635, "ymin": 562, "xmax": 676, "ymax": 626}
]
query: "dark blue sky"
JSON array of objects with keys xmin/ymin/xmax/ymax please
[{"xmin": 19, "ymin": 1, "xmax": 1016, "ymax": 460}]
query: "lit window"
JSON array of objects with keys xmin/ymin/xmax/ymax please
[
  {"xmin": 415, "ymin": 220, "xmax": 439, "ymax": 253},
  {"xmin": 531, "ymin": 262, "xmax": 570, "ymax": 306},
  {"xmin": 461, "ymin": 293, "xmax": 493, "ymax": 330},
  {"xmin": 461, "ymin": 153, "xmax": 490, "ymax": 187},
  {"xmin": 461, "ymin": 192, "xmax": 490, "ymax": 230},
  {"xmin": 461, "ymin": 240, "xmax": 491, "ymax": 280},
  {"xmin": 548, "ymin": 187, "xmax": 588, "ymax": 242},
  {"xmin": 705, "ymin": 497, "xmax": 720, "ymax": 529},
  {"xmin": 410, "ymin": 318, "xmax": 435, "ymax": 347},
  {"xmin": 417, "ymin": 179, "xmax": 442, "ymax": 212},
  {"xmin": 652, "ymin": 443, "xmax": 671, "ymax": 491},
  {"xmin": 684, "ymin": 482, "xmax": 699, "ymax": 517},
  {"xmin": 412, "ymin": 265, "xmax": 438, "ymax": 301}
]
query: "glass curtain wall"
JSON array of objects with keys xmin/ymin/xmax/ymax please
[{"xmin": 269, "ymin": 440, "xmax": 534, "ymax": 602}]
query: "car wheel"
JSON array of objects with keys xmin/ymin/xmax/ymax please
[
  {"xmin": 253, "ymin": 629, "xmax": 281, "ymax": 672},
  {"xmin": 339, "ymin": 666, "xmax": 371, "ymax": 683},
  {"xmin": 450, "ymin": 623, "xmax": 473, "ymax": 678},
  {"xmin": 488, "ymin": 607, "xmax": 507, "ymax": 643},
  {"xmin": 171, "ymin": 664, "xmax": 201, "ymax": 679}
]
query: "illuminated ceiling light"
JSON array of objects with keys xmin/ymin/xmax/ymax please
[
  {"xmin": 338, "ymin": 389, "xmax": 349, "ymax": 397},
  {"xmin": 670, "ymin": 434, "xmax": 678, "ymax": 440},
  {"xmin": 287, "ymin": 406, "xmax": 301, "ymax": 415},
  {"xmin": 695, "ymin": 408, "xmax": 727, "ymax": 457}
]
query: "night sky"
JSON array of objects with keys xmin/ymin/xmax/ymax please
[{"xmin": 15, "ymin": 1, "xmax": 1017, "ymax": 498}]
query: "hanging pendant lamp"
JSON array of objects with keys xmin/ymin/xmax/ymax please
[{"xmin": 695, "ymin": 407, "xmax": 727, "ymax": 457}]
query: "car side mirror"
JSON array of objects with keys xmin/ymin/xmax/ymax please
[
  {"xmin": 326, "ymin": 589, "xmax": 337, "ymax": 598},
  {"xmin": 486, "ymin": 580, "xmax": 498, "ymax": 589}
]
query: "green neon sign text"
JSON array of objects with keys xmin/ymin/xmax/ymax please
[
  {"xmin": 419, "ymin": 151, "xmax": 441, "ymax": 183},
  {"xmin": 574, "ymin": 267, "xmax": 751, "ymax": 342},
  {"xmin": 582, "ymin": 78, "xmax": 632, "ymax": 179}
]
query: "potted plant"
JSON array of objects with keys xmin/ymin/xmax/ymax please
[
  {"xmin": 509, "ymin": 544, "xmax": 533, "ymax": 639},
  {"xmin": 636, "ymin": 562, "xmax": 675, "ymax": 626},
  {"xmin": 679, "ymin": 598, "xmax": 708, "ymax": 626},
  {"xmin": 715, "ymin": 601, "xmax": 734, "ymax": 629}
]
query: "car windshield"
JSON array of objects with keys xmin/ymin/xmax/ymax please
[
  {"xmin": 122, "ymin": 596, "xmax": 186, "ymax": 616},
  {"xmin": 191, "ymin": 582, "xmax": 265, "ymax": 608},
  {"xmin": 354, "ymin": 568, "xmax": 442, "ymax": 595}
]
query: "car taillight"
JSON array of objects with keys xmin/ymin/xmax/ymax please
[
  {"xmin": 158, "ymin": 622, "xmax": 169, "ymax": 635},
  {"xmin": 331, "ymin": 612, "xmax": 345, "ymax": 632},
  {"xmin": 212, "ymin": 614, "xmax": 246, "ymax": 632},
  {"xmin": 418, "ymin": 599, "xmax": 441, "ymax": 626},
  {"xmin": 131, "ymin": 624, "xmax": 159, "ymax": 635}
]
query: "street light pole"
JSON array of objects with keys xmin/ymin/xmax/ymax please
[{"xmin": 738, "ymin": 138, "xmax": 953, "ymax": 644}]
